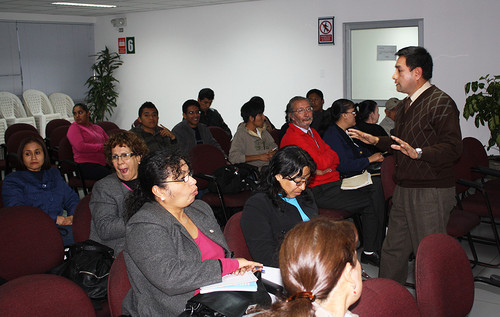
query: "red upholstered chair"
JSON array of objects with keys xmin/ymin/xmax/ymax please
[
  {"xmin": 382, "ymin": 152, "xmax": 480, "ymax": 264},
  {"xmin": 47, "ymin": 124, "xmax": 70, "ymax": 164},
  {"xmin": 58, "ymin": 136, "xmax": 96, "ymax": 195},
  {"xmin": 96, "ymin": 121, "xmax": 120, "ymax": 135},
  {"xmin": 0, "ymin": 274, "xmax": 96, "ymax": 317},
  {"xmin": 0, "ymin": 206, "xmax": 64, "ymax": 281},
  {"xmin": 454, "ymin": 142, "xmax": 500, "ymax": 267},
  {"xmin": 223, "ymin": 211, "xmax": 252, "ymax": 260},
  {"xmin": 72, "ymin": 194, "xmax": 92, "ymax": 243},
  {"xmin": 45, "ymin": 118, "xmax": 71, "ymax": 143},
  {"xmin": 350, "ymin": 278, "xmax": 419, "ymax": 316},
  {"xmin": 462, "ymin": 137, "xmax": 500, "ymax": 194},
  {"xmin": 269, "ymin": 129, "xmax": 281, "ymax": 147},
  {"xmin": 4, "ymin": 123, "xmax": 39, "ymax": 144},
  {"xmin": 209, "ymin": 126, "xmax": 231, "ymax": 156},
  {"xmin": 415, "ymin": 233, "xmax": 474, "ymax": 317},
  {"xmin": 189, "ymin": 144, "xmax": 253, "ymax": 225},
  {"xmin": 108, "ymin": 252, "xmax": 131, "ymax": 317}
]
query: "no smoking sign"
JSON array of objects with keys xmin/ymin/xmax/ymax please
[{"xmin": 318, "ymin": 17, "xmax": 334, "ymax": 45}]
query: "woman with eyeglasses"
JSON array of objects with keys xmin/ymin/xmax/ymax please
[
  {"xmin": 2, "ymin": 136, "xmax": 80, "ymax": 246},
  {"xmin": 89, "ymin": 131, "xmax": 149, "ymax": 254},
  {"xmin": 66, "ymin": 103, "xmax": 110, "ymax": 181},
  {"xmin": 241, "ymin": 145, "xmax": 319, "ymax": 267},
  {"xmin": 121, "ymin": 149, "xmax": 262, "ymax": 316}
]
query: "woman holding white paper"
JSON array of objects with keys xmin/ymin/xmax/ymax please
[{"xmin": 121, "ymin": 149, "xmax": 261, "ymax": 316}]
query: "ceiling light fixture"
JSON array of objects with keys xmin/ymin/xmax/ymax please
[{"xmin": 52, "ymin": 2, "xmax": 117, "ymax": 8}]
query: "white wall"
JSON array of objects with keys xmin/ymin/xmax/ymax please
[{"xmin": 10, "ymin": 0, "xmax": 499, "ymax": 151}]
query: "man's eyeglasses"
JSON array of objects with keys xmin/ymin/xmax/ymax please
[
  {"xmin": 292, "ymin": 107, "xmax": 313, "ymax": 114},
  {"xmin": 164, "ymin": 171, "xmax": 194, "ymax": 183},
  {"xmin": 111, "ymin": 153, "xmax": 136, "ymax": 161},
  {"xmin": 187, "ymin": 110, "xmax": 201, "ymax": 115},
  {"xmin": 345, "ymin": 110, "xmax": 356, "ymax": 115},
  {"xmin": 284, "ymin": 176, "xmax": 311, "ymax": 186}
]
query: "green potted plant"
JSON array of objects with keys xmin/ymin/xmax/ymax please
[
  {"xmin": 85, "ymin": 46, "xmax": 123, "ymax": 123},
  {"xmin": 463, "ymin": 74, "xmax": 500, "ymax": 150}
]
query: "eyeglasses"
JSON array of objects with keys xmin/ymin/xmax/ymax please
[
  {"xmin": 292, "ymin": 107, "xmax": 313, "ymax": 114},
  {"xmin": 345, "ymin": 110, "xmax": 356, "ymax": 115},
  {"xmin": 187, "ymin": 110, "xmax": 201, "ymax": 115},
  {"xmin": 111, "ymin": 153, "xmax": 136, "ymax": 161},
  {"xmin": 284, "ymin": 176, "xmax": 311, "ymax": 186},
  {"xmin": 164, "ymin": 171, "xmax": 194, "ymax": 183}
]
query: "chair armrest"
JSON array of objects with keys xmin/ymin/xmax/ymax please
[
  {"xmin": 471, "ymin": 165, "xmax": 500, "ymax": 179},
  {"xmin": 456, "ymin": 178, "xmax": 484, "ymax": 191},
  {"xmin": 262, "ymin": 278, "xmax": 284, "ymax": 297},
  {"xmin": 193, "ymin": 173, "xmax": 216, "ymax": 182}
]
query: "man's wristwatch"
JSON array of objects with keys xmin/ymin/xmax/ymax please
[{"xmin": 415, "ymin": 148, "xmax": 423, "ymax": 160}]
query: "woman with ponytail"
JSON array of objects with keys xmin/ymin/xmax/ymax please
[
  {"xmin": 121, "ymin": 149, "xmax": 261, "ymax": 316},
  {"xmin": 261, "ymin": 217, "xmax": 362, "ymax": 317}
]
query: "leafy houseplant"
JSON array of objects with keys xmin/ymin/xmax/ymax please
[
  {"xmin": 85, "ymin": 47, "xmax": 123, "ymax": 123},
  {"xmin": 463, "ymin": 74, "xmax": 500, "ymax": 150}
]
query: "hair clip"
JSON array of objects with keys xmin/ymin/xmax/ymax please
[{"xmin": 286, "ymin": 291, "xmax": 316, "ymax": 302}]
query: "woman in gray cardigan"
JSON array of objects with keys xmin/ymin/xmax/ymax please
[
  {"xmin": 122, "ymin": 150, "xmax": 261, "ymax": 316},
  {"xmin": 89, "ymin": 131, "xmax": 149, "ymax": 254}
]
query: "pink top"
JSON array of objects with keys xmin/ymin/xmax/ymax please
[
  {"xmin": 67, "ymin": 122, "xmax": 109, "ymax": 165},
  {"xmin": 194, "ymin": 230, "xmax": 239, "ymax": 295}
]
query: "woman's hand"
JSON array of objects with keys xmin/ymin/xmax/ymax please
[
  {"xmin": 368, "ymin": 153, "xmax": 384, "ymax": 163},
  {"xmin": 234, "ymin": 258, "xmax": 263, "ymax": 275},
  {"xmin": 348, "ymin": 129, "xmax": 379, "ymax": 145},
  {"xmin": 56, "ymin": 215, "xmax": 73, "ymax": 226}
]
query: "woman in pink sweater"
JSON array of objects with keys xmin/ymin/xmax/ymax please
[{"xmin": 67, "ymin": 103, "xmax": 110, "ymax": 180}]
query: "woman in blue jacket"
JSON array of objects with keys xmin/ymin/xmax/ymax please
[{"xmin": 2, "ymin": 136, "xmax": 80, "ymax": 245}]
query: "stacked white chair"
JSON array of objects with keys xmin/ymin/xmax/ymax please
[
  {"xmin": 0, "ymin": 118, "xmax": 7, "ymax": 160},
  {"xmin": 48, "ymin": 92, "xmax": 75, "ymax": 123},
  {"xmin": 0, "ymin": 92, "xmax": 37, "ymax": 128},
  {"xmin": 22, "ymin": 89, "xmax": 61, "ymax": 138}
]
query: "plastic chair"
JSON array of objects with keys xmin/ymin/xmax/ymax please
[
  {"xmin": 0, "ymin": 206, "xmax": 64, "ymax": 281},
  {"xmin": 351, "ymin": 278, "xmax": 419, "ymax": 316},
  {"xmin": 415, "ymin": 233, "xmax": 474, "ymax": 317},
  {"xmin": 209, "ymin": 126, "xmax": 231, "ymax": 156},
  {"xmin": 0, "ymin": 119, "xmax": 7, "ymax": 179},
  {"xmin": 0, "ymin": 274, "xmax": 96, "ymax": 317},
  {"xmin": 223, "ymin": 212, "xmax": 253, "ymax": 259},
  {"xmin": 96, "ymin": 121, "xmax": 120, "ymax": 135},
  {"xmin": 0, "ymin": 91, "xmax": 37, "ymax": 127},
  {"xmin": 189, "ymin": 144, "xmax": 253, "ymax": 225},
  {"xmin": 58, "ymin": 136, "xmax": 96, "ymax": 195},
  {"xmin": 107, "ymin": 252, "xmax": 131, "ymax": 317},
  {"xmin": 22, "ymin": 89, "xmax": 61, "ymax": 138},
  {"xmin": 48, "ymin": 92, "xmax": 76, "ymax": 122},
  {"xmin": 73, "ymin": 194, "xmax": 92, "ymax": 243}
]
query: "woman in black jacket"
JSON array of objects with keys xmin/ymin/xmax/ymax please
[{"xmin": 241, "ymin": 145, "xmax": 318, "ymax": 267}]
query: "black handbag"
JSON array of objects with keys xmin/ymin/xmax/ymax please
[
  {"xmin": 179, "ymin": 271, "xmax": 272, "ymax": 317},
  {"xmin": 49, "ymin": 239, "xmax": 114, "ymax": 300}
]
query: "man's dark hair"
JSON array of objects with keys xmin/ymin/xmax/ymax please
[
  {"xmin": 198, "ymin": 88, "xmax": 215, "ymax": 100},
  {"xmin": 241, "ymin": 100, "xmax": 265, "ymax": 123},
  {"xmin": 306, "ymin": 89, "xmax": 324, "ymax": 100},
  {"xmin": 396, "ymin": 46, "xmax": 433, "ymax": 80},
  {"xmin": 138, "ymin": 101, "xmax": 158, "ymax": 117},
  {"xmin": 182, "ymin": 99, "xmax": 201, "ymax": 114}
]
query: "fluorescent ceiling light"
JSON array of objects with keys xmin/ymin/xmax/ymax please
[{"xmin": 52, "ymin": 2, "xmax": 117, "ymax": 8}]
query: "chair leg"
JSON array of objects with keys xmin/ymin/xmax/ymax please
[{"xmin": 466, "ymin": 233, "xmax": 478, "ymax": 268}]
